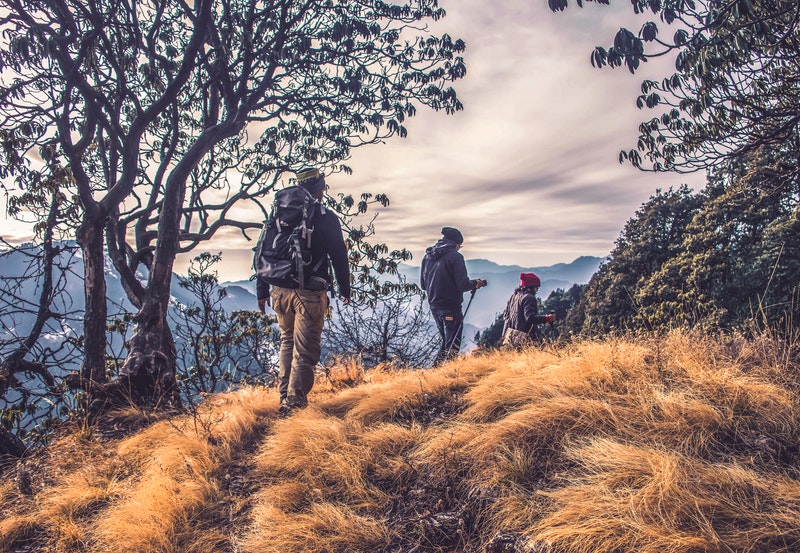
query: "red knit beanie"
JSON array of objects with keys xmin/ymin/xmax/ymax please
[{"xmin": 520, "ymin": 272, "xmax": 540, "ymax": 288}]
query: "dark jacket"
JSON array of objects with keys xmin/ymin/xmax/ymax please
[
  {"xmin": 420, "ymin": 238, "xmax": 478, "ymax": 311},
  {"xmin": 503, "ymin": 287, "xmax": 547, "ymax": 336},
  {"xmin": 257, "ymin": 206, "xmax": 351, "ymax": 300}
]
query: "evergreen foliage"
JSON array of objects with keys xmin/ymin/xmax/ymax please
[
  {"xmin": 543, "ymin": 284, "xmax": 585, "ymax": 338},
  {"xmin": 571, "ymin": 145, "xmax": 799, "ymax": 335},
  {"xmin": 548, "ymin": 0, "xmax": 800, "ymax": 337},
  {"xmin": 576, "ymin": 186, "xmax": 703, "ymax": 333},
  {"xmin": 475, "ymin": 313, "xmax": 504, "ymax": 350}
]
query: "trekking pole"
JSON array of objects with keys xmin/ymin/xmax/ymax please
[
  {"xmin": 545, "ymin": 310, "xmax": 557, "ymax": 343},
  {"xmin": 443, "ymin": 281, "xmax": 485, "ymax": 361},
  {"xmin": 463, "ymin": 288, "xmax": 477, "ymax": 319}
]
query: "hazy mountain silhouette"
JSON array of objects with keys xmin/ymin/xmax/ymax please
[
  {"xmin": 0, "ymin": 243, "xmax": 263, "ymax": 372},
  {"xmin": 0, "ymin": 244, "xmax": 602, "ymax": 358},
  {"xmin": 393, "ymin": 256, "xmax": 603, "ymax": 329},
  {"xmin": 228, "ymin": 256, "xmax": 603, "ymax": 330}
]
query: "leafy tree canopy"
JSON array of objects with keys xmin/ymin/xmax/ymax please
[
  {"xmin": 0, "ymin": 0, "xmax": 467, "ymax": 401},
  {"xmin": 574, "ymin": 142, "xmax": 799, "ymax": 335},
  {"xmin": 549, "ymin": 0, "xmax": 800, "ymax": 174},
  {"xmin": 0, "ymin": 0, "xmax": 466, "ymax": 266}
]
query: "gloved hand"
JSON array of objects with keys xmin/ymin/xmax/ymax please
[{"xmin": 545, "ymin": 313, "xmax": 556, "ymax": 324}]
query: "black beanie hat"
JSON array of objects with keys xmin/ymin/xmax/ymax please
[{"xmin": 441, "ymin": 226, "xmax": 464, "ymax": 245}]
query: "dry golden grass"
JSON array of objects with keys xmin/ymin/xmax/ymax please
[
  {"xmin": 3, "ymin": 331, "xmax": 800, "ymax": 553},
  {"xmin": 533, "ymin": 438, "xmax": 800, "ymax": 553},
  {"xmin": 1, "ymin": 385, "xmax": 279, "ymax": 552}
]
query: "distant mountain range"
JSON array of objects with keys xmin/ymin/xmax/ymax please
[
  {"xmin": 228, "ymin": 255, "xmax": 605, "ymax": 331},
  {"xmin": 397, "ymin": 256, "xmax": 603, "ymax": 330},
  {"xmin": 1, "ymin": 244, "xmax": 604, "ymax": 432},
  {"xmin": 0, "ymin": 243, "xmax": 603, "ymax": 351},
  {"xmin": 0, "ymin": 243, "xmax": 259, "ymax": 320}
]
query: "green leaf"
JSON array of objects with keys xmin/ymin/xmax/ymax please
[{"xmin": 641, "ymin": 22, "xmax": 658, "ymax": 42}]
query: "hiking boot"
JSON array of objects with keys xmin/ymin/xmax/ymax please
[{"xmin": 278, "ymin": 398, "xmax": 305, "ymax": 418}]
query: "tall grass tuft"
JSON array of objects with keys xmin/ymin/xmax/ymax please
[{"xmin": 3, "ymin": 331, "xmax": 800, "ymax": 553}]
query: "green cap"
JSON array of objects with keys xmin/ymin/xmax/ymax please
[
  {"xmin": 296, "ymin": 168, "xmax": 326, "ymax": 194},
  {"xmin": 296, "ymin": 168, "xmax": 321, "ymax": 185}
]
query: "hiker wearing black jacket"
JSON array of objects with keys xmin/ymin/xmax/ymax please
[
  {"xmin": 502, "ymin": 272, "xmax": 555, "ymax": 349},
  {"xmin": 420, "ymin": 227, "xmax": 487, "ymax": 364},
  {"xmin": 256, "ymin": 168, "xmax": 351, "ymax": 417}
]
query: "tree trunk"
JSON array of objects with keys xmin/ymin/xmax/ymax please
[
  {"xmin": 0, "ymin": 426, "xmax": 27, "ymax": 460},
  {"xmin": 99, "ymin": 124, "xmax": 243, "ymax": 415},
  {"xmin": 117, "ymin": 287, "xmax": 179, "ymax": 406},
  {"xmin": 116, "ymin": 173, "xmax": 187, "ymax": 408},
  {"xmin": 77, "ymin": 215, "xmax": 108, "ymax": 389}
]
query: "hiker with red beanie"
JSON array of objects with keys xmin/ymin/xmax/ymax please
[
  {"xmin": 502, "ymin": 272, "xmax": 555, "ymax": 348},
  {"xmin": 421, "ymin": 226, "xmax": 487, "ymax": 364}
]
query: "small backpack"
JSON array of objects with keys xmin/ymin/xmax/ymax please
[{"xmin": 253, "ymin": 186, "xmax": 326, "ymax": 289}]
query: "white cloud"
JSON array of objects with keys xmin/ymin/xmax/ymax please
[{"xmin": 316, "ymin": 0, "xmax": 706, "ymax": 271}]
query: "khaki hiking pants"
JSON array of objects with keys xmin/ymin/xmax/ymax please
[{"xmin": 271, "ymin": 286, "xmax": 329, "ymax": 408}]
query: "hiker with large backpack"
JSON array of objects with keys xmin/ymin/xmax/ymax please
[
  {"xmin": 255, "ymin": 168, "xmax": 351, "ymax": 416},
  {"xmin": 420, "ymin": 227, "xmax": 487, "ymax": 365},
  {"xmin": 501, "ymin": 272, "xmax": 555, "ymax": 349}
]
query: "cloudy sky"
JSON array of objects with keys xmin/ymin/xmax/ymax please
[
  {"xmin": 1, "ymin": 0, "xmax": 706, "ymax": 283},
  {"xmin": 310, "ymin": 0, "xmax": 705, "ymax": 282}
]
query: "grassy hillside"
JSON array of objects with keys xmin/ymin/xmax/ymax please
[{"xmin": 2, "ymin": 333, "xmax": 800, "ymax": 553}]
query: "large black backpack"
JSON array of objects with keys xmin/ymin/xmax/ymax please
[{"xmin": 253, "ymin": 186, "xmax": 325, "ymax": 289}]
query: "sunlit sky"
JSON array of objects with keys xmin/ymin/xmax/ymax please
[{"xmin": 1, "ymin": 0, "xmax": 706, "ymax": 283}]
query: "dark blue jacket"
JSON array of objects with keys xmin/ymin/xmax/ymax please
[{"xmin": 420, "ymin": 239, "xmax": 478, "ymax": 311}]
